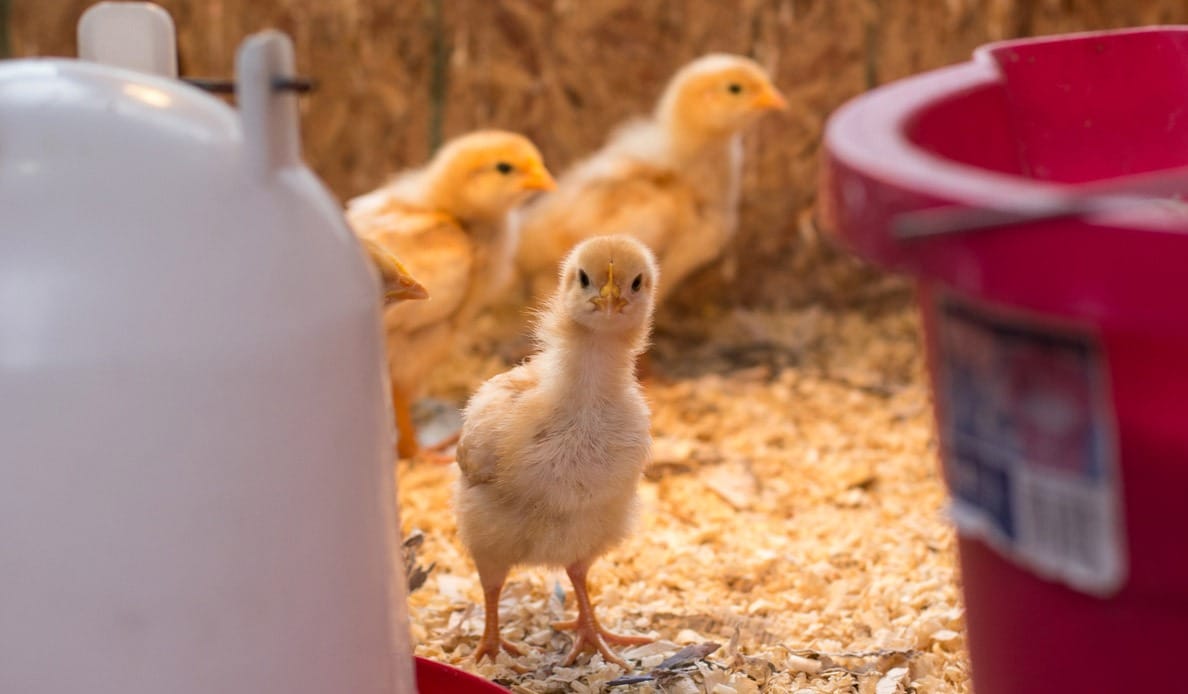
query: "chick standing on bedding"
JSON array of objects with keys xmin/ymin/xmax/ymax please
[
  {"xmin": 516, "ymin": 53, "xmax": 786, "ymax": 304},
  {"xmin": 347, "ymin": 131, "xmax": 555, "ymax": 460},
  {"xmin": 456, "ymin": 236, "xmax": 658, "ymax": 667}
]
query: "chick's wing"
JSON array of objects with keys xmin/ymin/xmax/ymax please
[{"xmin": 456, "ymin": 364, "xmax": 541, "ymax": 487}]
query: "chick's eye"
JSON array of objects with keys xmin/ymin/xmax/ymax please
[
  {"xmin": 631, "ymin": 274, "xmax": 643, "ymax": 292},
  {"xmin": 727, "ymin": 82, "xmax": 743, "ymax": 94},
  {"xmin": 495, "ymin": 161, "xmax": 514, "ymax": 174},
  {"xmin": 578, "ymin": 270, "xmax": 590, "ymax": 288}
]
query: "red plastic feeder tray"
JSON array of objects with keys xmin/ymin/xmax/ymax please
[
  {"xmin": 415, "ymin": 656, "xmax": 507, "ymax": 693},
  {"xmin": 822, "ymin": 27, "xmax": 1188, "ymax": 694}
]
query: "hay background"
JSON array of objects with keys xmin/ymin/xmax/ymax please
[{"xmin": 11, "ymin": 0, "xmax": 1188, "ymax": 308}]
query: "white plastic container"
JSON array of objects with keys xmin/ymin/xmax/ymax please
[
  {"xmin": 78, "ymin": 1, "xmax": 178, "ymax": 77},
  {"xmin": 0, "ymin": 29, "xmax": 416, "ymax": 694}
]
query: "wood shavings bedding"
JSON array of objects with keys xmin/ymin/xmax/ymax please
[{"xmin": 400, "ymin": 298, "xmax": 971, "ymax": 692}]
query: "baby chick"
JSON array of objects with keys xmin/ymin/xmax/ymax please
[
  {"xmin": 348, "ymin": 131, "xmax": 555, "ymax": 460},
  {"xmin": 360, "ymin": 237, "xmax": 429, "ymax": 305},
  {"xmin": 516, "ymin": 53, "xmax": 786, "ymax": 305},
  {"xmin": 456, "ymin": 236, "xmax": 659, "ymax": 668}
]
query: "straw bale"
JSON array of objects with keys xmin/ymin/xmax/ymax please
[{"xmin": 12, "ymin": 0, "xmax": 1188, "ymax": 307}]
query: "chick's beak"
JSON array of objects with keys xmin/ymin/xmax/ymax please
[
  {"xmin": 521, "ymin": 162, "xmax": 557, "ymax": 192},
  {"xmin": 752, "ymin": 84, "xmax": 788, "ymax": 111},
  {"xmin": 363, "ymin": 238, "xmax": 429, "ymax": 304},
  {"xmin": 591, "ymin": 261, "xmax": 628, "ymax": 313},
  {"xmin": 385, "ymin": 272, "xmax": 429, "ymax": 304}
]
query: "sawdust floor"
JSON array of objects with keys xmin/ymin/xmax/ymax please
[{"xmin": 396, "ymin": 290, "xmax": 971, "ymax": 693}]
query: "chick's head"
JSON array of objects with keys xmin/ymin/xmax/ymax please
[
  {"xmin": 426, "ymin": 130, "xmax": 555, "ymax": 222},
  {"xmin": 657, "ymin": 54, "xmax": 786, "ymax": 143},
  {"xmin": 555, "ymin": 235, "xmax": 659, "ymax": 335}
]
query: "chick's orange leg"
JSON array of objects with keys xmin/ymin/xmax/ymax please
[
  {"xmin": 553, "ymin": 560, "xmax": 652, "ymax": 668},
  {"xmin": 392, "ymin": 385, "xmax": 456, "ymax": 464},
  {"xmin": 474, "ymin": 571, "xmax": 525, "ymax": 664},
  {"xmin": 391, "ymin": 385, "xmax": 420, "ymax": 461}
]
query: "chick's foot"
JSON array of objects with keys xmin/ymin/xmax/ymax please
[
  {"xmin": 474, "ymin": 629, "xmax": 526, "ymax": 663},
  {"xmin": 474, "ymin": 578, "xmax": 532, "ymax": 669},
  {"xmin": 553, "ymin": 613, "xmax": 649, "ymax": 668},
  {"xmin": 554, "ymin": 560, "xmax": 653, "ymax": 668},
  {"xmin": 551, "ymin": 617, "xmax": 653, "ymax": 646}
]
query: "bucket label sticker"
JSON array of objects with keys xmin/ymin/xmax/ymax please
[{"xmin": 936, "ymin": 299, "xmax": 1126, "ymax": 595}]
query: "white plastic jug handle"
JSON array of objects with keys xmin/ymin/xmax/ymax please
[
  {"xmin": 236, "ymin": 31, "xmax": 302, "ymax": 178},
  {"xmin": 77, "ymin": 1, "xmax": 178, "ymax": 78}
]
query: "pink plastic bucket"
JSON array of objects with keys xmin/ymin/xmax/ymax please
[{"xmin": 822, "ymin": 27, "xmax": 1188, "ymax": 693}]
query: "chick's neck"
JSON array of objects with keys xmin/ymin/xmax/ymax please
[
  {"xmin": 656, "ymin": 99, "xmax": 742, "ymax": 163},
  {"xmin": 651, "ymin": 117, "xmax": 744, "ymax": 215},
  {"xmin": 418, "ymin": 166, "xmax": 512, "ymax": 232},
  {"xmin": 423, "ymin": 192, "xmax": 505, "ymax": 234},
  {"xmin": 537, "ymin": 313, "xmax": 646, "ymax": 399}
]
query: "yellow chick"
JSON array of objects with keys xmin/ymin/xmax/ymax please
[
  {"xmin": 348, "ymin": 131, "xmax": 555, "ymax": 460},
  {"xmin": 359, "ymin": 237, "xmax": 429, "ymax": 305},
  {"xmin": 516, "ymin": 53, "xmax": 786, "ymax": 304},
  {"xmin": 455, "ymin": 236, "xmax": 658, "ymax": 667}
]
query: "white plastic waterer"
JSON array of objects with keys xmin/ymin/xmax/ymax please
[
  {"xmin": 77, "ymin": 1, "xmax": 179, "ymax": 77},
  {"xmin": 0, "ymin": 15, "xmax": 416, "ymax": 694}
]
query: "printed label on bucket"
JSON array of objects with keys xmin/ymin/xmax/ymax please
[{"xmin": 936, "ymin": 298, "xmax": 1126, "ymax": 595}]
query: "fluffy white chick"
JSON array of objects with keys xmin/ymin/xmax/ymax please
[
  {"xmin": 348, "ymin": 131, "xmax": 555, "ymax": 460},
  {"xmin": 455, "ymin": 236, "xmax": 659, "ymax": 667},
  {"xmin": 516, "ymin": 53, "xmax": 786, "ymax": 304}
]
